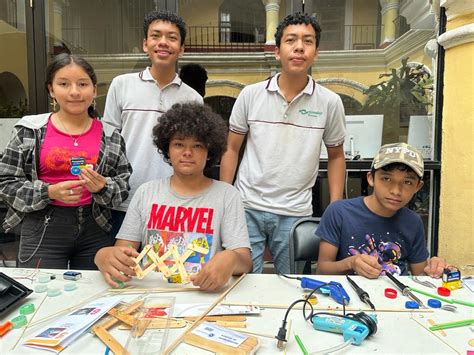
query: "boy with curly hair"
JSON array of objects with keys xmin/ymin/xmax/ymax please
[{"xmin": 95, "ymin": 103, "xmax": 252, "ymax": 291}]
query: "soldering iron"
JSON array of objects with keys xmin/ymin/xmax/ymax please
[{"xmin": 346, "ymin": 275, "xmax": 376, "ymax": 310}]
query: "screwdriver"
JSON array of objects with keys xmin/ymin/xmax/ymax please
[
  {"xmin": 385, "ymin": 272, "xmax": 426, "ymax": 308},
  {"xmin": 346, "ymin": 275, "xmax": 375, "ymax": 311}
]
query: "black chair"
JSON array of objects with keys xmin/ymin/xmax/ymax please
[{"xmin": 289, "ymin": 217, "xmax": 321, "ymax": 274}]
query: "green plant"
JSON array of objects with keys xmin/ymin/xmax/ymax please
[
  {"xmin": 0, "ymin": 99, "xmax": 28, "ymax": 118},
  {"xmin": 361, "ymin": 57, "xmax": 433, "ymax": 143}
]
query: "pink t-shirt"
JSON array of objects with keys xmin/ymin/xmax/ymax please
[{"xmin": 39, "ymin": 115, "xmax": 103, "ymax": 206}]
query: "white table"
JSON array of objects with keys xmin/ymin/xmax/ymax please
[{"xmin": 0, "ymin": 267, "xmax": 473, "ymax": 354}]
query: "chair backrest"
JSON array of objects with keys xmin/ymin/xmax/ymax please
[{"xmin": 289, "ymin": 217, "xmax": 321, "ymax": 274}]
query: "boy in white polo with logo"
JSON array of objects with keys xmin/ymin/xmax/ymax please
[
  {"xmin": 103, "ymin": 11, "xmax": 202, "ymax": 237},
  {"xmin": 220, "ymin": 13, "xmax": 346, "ymax": 274}
]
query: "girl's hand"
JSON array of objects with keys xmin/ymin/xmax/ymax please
[
  {"xmin": 48, "ymin": 180, "xmax": 86, "ymax": 203},
  {"xmin": 80, "ymin": 168, "xmax": 107, "ymax": 193}
]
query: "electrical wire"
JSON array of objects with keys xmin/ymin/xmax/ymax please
[
  {"xmin": 276, "ymin": 273, "xmax": 376, "ymax": 351},
  {"xmin": 278, "ymin": 273, "xmax": 300, "ymax": 280},
  {"xmin": 312, "ymin": 311, "xmax": 377, "ymax": 338},
  {"xmin": 310, "ymin": 339, "xmax": 352, "ymax": 354},
  {"xmin": 278, "ymin": 273, "xmax": 347, "ymax": 317}
]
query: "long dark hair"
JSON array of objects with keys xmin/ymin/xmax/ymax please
[{"xmin": 45, "ymin": 53, "xmax": 98, "ymax": 118}]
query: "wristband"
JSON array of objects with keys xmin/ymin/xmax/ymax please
[{"xmin": 384, "ymin": 288, "xmax": 398, "ymax": 299}]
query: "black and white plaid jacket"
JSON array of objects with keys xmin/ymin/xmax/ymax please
[{"xmin": 0, "ymin": 113, "xmax": 132, "ymax": 232}]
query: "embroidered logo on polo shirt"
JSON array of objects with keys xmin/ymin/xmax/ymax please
[{"xmin": 299, "ymin": 109, "xmax": 322, "ymax": 117}]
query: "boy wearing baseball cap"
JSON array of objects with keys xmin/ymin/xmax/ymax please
[{"xmin": 316, "ymin": 142, "xmax": 445, "ymax": 278}]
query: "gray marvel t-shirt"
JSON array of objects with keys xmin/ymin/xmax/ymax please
[{"xmin": 118, "ymin": 177, "xmax": 250, "ymax": 273}]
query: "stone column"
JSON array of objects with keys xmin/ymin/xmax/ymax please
[
  {"xmin": 437, "ymin": 0, "xmax": 474, "ymax": 274},
  {"xmin": 262, "ymin": 0, "xmax": 281, "ymax": 48},
  {"xmin": 379, "ymin": 0, "xmax": 400, "ymax": 47}
]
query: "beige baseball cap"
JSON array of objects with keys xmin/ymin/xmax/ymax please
[{"xmin": 372, "ymin": 142, "xmax": 424, "ymax": 178}]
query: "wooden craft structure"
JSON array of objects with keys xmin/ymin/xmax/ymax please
[
  {"xmin": 92, "ymin": 300, "xmax": 186, "ymax": 355},
  {"xmin": 132, "ymin": 243, "xmax": 209, "ymax": 283}
]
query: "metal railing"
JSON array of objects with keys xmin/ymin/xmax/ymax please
[
  {"xmin": 345, "ymin": 24, "xmax": 381, "ymax": 50},
  {"xmin": 186, "ymin": 24, "xmax": 382, "ymax": 52},
  {"xmin": 185, "ymin": 25, "xmax": 265, "ymax": 52},
  {"xmin": 57, "ymin": 24, "xmax": 384, "ymax": 54}
]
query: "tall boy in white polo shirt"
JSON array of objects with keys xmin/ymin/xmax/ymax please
[
  {"xmin": 220, "ymin": 13, "xmax": 346, "ymax": 274},
  {"xmin": 103, "ymin": 11, "xmax": 202, "ymax": 236}
]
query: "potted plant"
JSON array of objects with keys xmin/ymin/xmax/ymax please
[{"xmin": 361, "ymin": 57, "xmax": 433, "ymax": 143}]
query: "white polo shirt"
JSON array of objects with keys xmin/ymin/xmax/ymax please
[
  {"xmin": 103, "ymin": 67, "xmax": 203, "ymax": 211},
  {"xmin": 229, "ymin": 73, "xmax": 345, "ymax": 216}
]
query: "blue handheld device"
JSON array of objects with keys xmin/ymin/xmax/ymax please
[
  {"xmin": 300, "ymin": 277, "xmax": 350, "ymax": 305},
  {"xmin": 311, "ymin": 314, "xmax": 377, "ymax": 345}
]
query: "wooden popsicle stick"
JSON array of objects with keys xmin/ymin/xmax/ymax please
[
  {"xmin": 97, "ymin": 301, "xmax": 144, "ymax": 330},
  {"xmin": 119, "ymin": 319, "xmax": 188, "ymax": 329},
  {"xmin": 220, "ymin": 301, "xmax": 434, "ymax": 313},
  {"xmin": 108, "ymin": 287, "xmax": 199, "ymax": 293},
  {"xmin": 133, "ymin": 244, "xmax": 151, "ymax": 264},
  {"xmin": 226, "ymin": 328, "xmax": 276, "ymax": 339},
  {"xmin": 148, "ymin": 249, "xmax": 172, "ymax": 278},
  {"xmin": 215, "ymin": 321, "xmax": 247, "ymax": 328},
  {"xmin": 107, "ymin": 308, "xmax": 136, "ymax": 327},
  {"xmin": 428, "ymin": 319, "xmax": 447, "ymax": 337},
  {"xmin": 132, "ymin": 318, "xmax": 152, "ymax": 337},
  {"xmin": 162, "ymin": 273, "xmax": 247, "ymax": 354},
  {"xmin": 93, "ymin": 325, "xmax": 129, "ymax": 355},
  {"xmin": 184, "ymin": 315, "xmax": 247, "ymax": 322}
]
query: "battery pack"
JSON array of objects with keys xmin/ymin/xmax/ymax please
[{"xmin": 63, "ymin": 271, "xmax": 82, "ymax": 281}]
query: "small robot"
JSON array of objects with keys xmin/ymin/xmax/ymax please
[{"xmin": 441, "ymin": 266, "xmax": 462, "ymax": 290}]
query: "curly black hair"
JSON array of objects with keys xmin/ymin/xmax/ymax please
[
  {"xmin": 143, "ymin": 10, "xmax": 186, "ymax": 45},
  {"xmin": 275, "ymin": 12, "xmax": 322, "ymax": 48},
  {"xmin": 153, "ymin": 103, "xmax": 228, "ymax": 169},
  {"xmin": 179, "ymin": 63, "xmax": 208, "ymax": 97}
]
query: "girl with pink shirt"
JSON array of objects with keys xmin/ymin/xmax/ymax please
[{"xmin": 0, "ymin": 54, "xmax": 132, "ymax": 269}]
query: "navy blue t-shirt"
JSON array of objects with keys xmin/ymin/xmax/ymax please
[{"xmin": 316, "ymin": 197, "xmax": 428, "ymax": 275}]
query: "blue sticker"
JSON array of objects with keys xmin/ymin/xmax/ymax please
[{"xmin": 70, "ymin": 157, "xmax": 93, "ymax": 175}]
